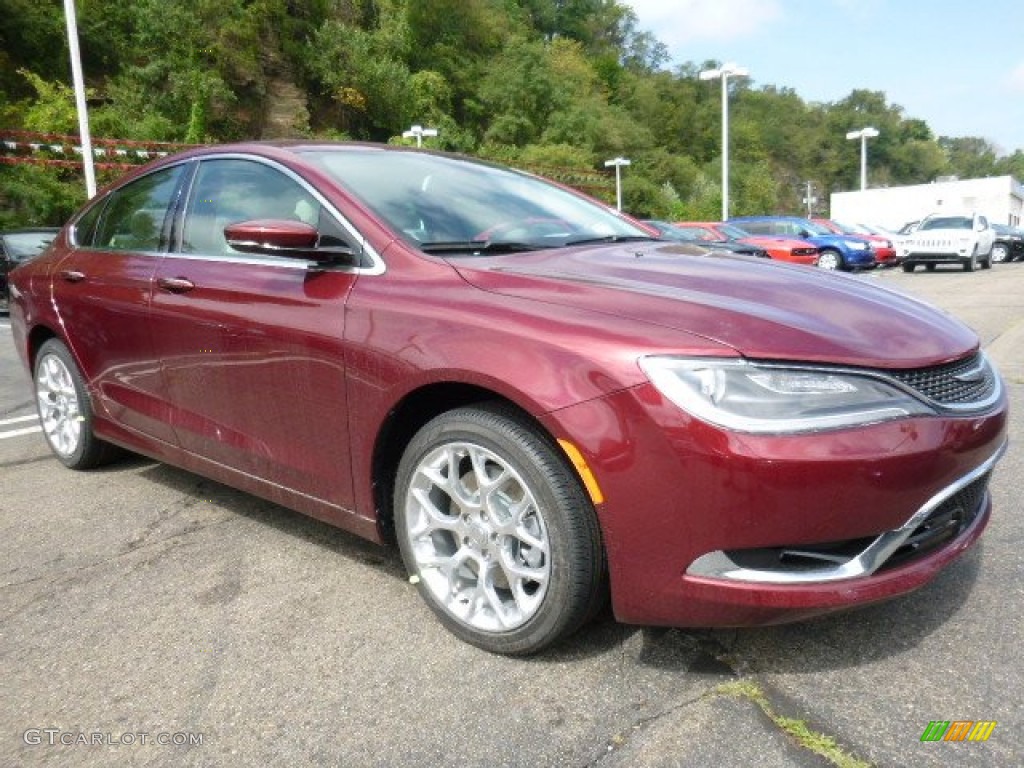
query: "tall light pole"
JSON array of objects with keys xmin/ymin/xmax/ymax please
[
  {"xmin": 604, "ymin": 156, "xmax": 631, "ymax": 211},
  {"xmin": 63, "ymin": 0, "xmax": 96, "ymax": 198},
  {"xmin": 699, "ymin": 62, "xmax": 748, "ymax": 221},
  {"xmin": 402, "ymin": 124, "xmax": 438, "ymax": 147},
  {"xmin": 846, "ymin": 126, "xmax": 879, "ymax": 191}
]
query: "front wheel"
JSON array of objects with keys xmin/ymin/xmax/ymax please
[
  {"xmin": 395, "ymin": 404, "xmax": 605, "ymax": 655},
  {"xmin": 964, "ymin": 249, "xmax": 977, "ymax": 272},
  {"xmin": 34, "ymin": 339, "xmax": 120, "ymax": 469},
  {"xmin": 991, "ymin": 243, "xmax": 1009, "ymax": 263},
  {"xmin": 817, "ymin": 249, "xmax": 842, "ymax": 271}
]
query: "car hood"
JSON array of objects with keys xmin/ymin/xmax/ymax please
[{"xmin": 451, "ymin": 242, "xmax": 977, "ymax": 368}]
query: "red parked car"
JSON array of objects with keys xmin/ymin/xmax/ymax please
[
  {"xmin": 9, "ymin": 143, "xmax": 1008, "ymax": 654},
  {"xmin": 675, "ymin": 221, "xmax": 819, "ymax": 266},
  {"xmin": 813, "ymin": 218, "xmax": 898, "ymax": 267}
]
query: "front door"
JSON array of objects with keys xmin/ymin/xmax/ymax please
[{"xmin": 149, "ymin": 157, "xmax": 358, "ymax": 511}]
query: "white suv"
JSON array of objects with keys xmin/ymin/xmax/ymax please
[{"xmin": 902, "ymin": 213, "xmax": 995, "ymax": 272}]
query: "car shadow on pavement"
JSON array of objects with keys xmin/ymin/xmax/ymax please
[
  {"xmin": 99, "ymin": 454, "xmax": 986, "ymax": 670},
  {"xmin": 698, "ymin": 546, "xmax": 985, "ymax": 674},
  {"xmin": 135, "ymin": 459, "xmax": 407, "ymax": 579}
]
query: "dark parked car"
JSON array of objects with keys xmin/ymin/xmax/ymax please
[
  {"xmin": 641, "ymin": 219, "xmax": 769, "ymax": 258},
  {"xmin": 1, "ymin": 228, "xmax": 60, "ymax": 311},
  {"xmin": 990, "ymin": 223, "xmax": 1024, "ymax": 263},
  {"xmin": 730, "ymin": 215, "xmax": 876, "ymax": 271},
  {"xmin": 9, "ymin": 143, "xmax": 1008, "ymax": 654}
]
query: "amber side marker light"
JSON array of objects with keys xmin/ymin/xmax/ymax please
[{"xmin": 557, "ymin": 439, "xmax": 605, "ymax": 505}]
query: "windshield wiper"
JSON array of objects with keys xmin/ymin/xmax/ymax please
[
  {"xmin": 418, "ymin": 240, "xmax": 541, "ymax": 255},
  {"xmin": 563, "ymin": 234, "xmax": 659, "ymax": 247}
]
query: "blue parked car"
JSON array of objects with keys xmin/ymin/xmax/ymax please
[{"xmin": 729, "ymin": 216, "xmax": 876, "ymax": 271}]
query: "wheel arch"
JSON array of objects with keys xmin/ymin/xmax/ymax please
[
  {"xmin": 25, "ymin": 324, "xmax": 60, "ymax": 371},
  {"xmin": 371, "ymin": 382, "xmax": 581, "ymax": 546}
]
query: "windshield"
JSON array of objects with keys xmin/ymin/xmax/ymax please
[
  {"xmin": 802, "ymin": 221, "xmax": 832, "ymax": 236},
  {"xmin": 3, "ymin": 231, "xmax": 56, "ymax": 261},
  {"xmin": 921, "ymin": 216, "xmax": 972, "ymax": 230},
  {"xmin": 716, "ymin": 223, "xmax": 750, "ymax": 240},
  {"xmin": 301, "ymin": 149, "xmax": 650, "ymax": 253}
]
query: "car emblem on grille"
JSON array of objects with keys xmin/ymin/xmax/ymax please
[{"xmin": 952, "ymin": 364, "xmax": 986, "ymax": 384}]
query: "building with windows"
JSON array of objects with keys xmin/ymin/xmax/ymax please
[{"xmin": 830, "ymin": 175, "xmax": 1023, "ymax": 230}]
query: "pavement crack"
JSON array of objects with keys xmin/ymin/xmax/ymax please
[
  {"xmin": 714, "ymin": 679, "xmax": 875, "ymax": 768},
  {"xmin": 584, "ymin": 689, "xmax": 711, "ymax": 767}
]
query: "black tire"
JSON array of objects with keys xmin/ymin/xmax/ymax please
[
  {"xmin": 925, "ymin": 264, "xmax": 936, "ymax": 272},
  {"xmin": 394, "ymin": 403, "xmax": 606, "ymax": 655},
  {"xmin": 964, "ymin": 249, "xmax": 977, "ymax": 272},
  {"xmin": 33, "ymin": 339, "xmax": 120, "ymax": 470},
  {"xmin": 902, "ymin": 262, "xmax": 915, "ymax": 273},
  {"xmin": 991, "ymin": 243, "xmax": 1009, "ymax": 263}
]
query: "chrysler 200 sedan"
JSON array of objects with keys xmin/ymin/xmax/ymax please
[{"xmin": 9, "ymin": 143, "xmax": 1008, "ymax": 655}]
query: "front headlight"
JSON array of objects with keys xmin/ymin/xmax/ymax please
[{"xmin": 639, "ymin": 357, "xmax": 935, "ymax": 433}]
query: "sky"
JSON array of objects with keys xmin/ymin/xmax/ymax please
[{"xmin": 624, "ymin": 0, "xmax": 1024, "ymax": 156}]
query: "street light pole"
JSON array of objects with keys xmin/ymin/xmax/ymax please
[
  {"xmin": 402, "ymin": 124, "xmax": 438, "ymax": 147},
  {"xmin": 699, "ymin": 62, "xmax": 748, "ymax": 221},
  {"xmin": 845, "ymin": 127, "xmax": 879, "ymax": 191},
  {"xmin": 63, "ymin": 0, "xmax": 96, "ymax": 198},
  {"xmin": 604, "ymin": 156, "xmax": 631, "ymax": 211}
]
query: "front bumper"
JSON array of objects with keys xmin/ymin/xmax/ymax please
[{"xmin": 546, "ymin": 381, "xmax": 1009, "ymax": 628}]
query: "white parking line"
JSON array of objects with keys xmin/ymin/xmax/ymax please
[
  {"xmin": 0, "ymin": 414, "xmax": 41, "ymax": 440},
  {"xmin": 0, "ymin": 425, "xmax": 42, "ymax": 440},
  {"xmin": 0, "ymin": 414, "xmax": 40, "ymax": 426}
]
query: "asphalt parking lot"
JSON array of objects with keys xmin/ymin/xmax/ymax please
[{"xmin": 1, "ymin": 264, "xmax": 1021, "ymax": 767}]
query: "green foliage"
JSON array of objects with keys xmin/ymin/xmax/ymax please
[
  {"xmin": 0, "ymin": 164, "xmax": 86, "ymax": 229},
  {"xmin": 1, "ymin": 0, "xmax": 1020, "ymax": 226},
  {"xmin": 16, "ymin": 69, "xmax": 79, "ymax": 134}
]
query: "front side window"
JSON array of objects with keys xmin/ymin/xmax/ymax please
[
  {"xmin": 181, "ymin": 159, "xmax": 321, "ymax": 255},
  {"xmin": 93, "ymin": 165, "xmax": 185, "ymax": 251}
]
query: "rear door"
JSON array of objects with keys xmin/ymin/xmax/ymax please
[{"xmin": 50, "ymin": 164, "xmax": 188, "ymax": 444}]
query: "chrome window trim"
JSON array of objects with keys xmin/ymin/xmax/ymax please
[
  {"xmin": 72, "ymin": 152, "xmax": 386, "ymax": 276},
  {"xmin": 686, "ymin": 439, "xmax": 1007, "ymax": 585}
]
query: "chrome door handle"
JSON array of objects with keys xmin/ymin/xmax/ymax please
[
  {"xmin": 59, "ymin": 270, "xmax": 86, "ymax": 283},
  {"xmin": 157, "ymin": 276, "xmax": 195, "ymax": 294}
]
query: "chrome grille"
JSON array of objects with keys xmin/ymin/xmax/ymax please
[{"xmin": 886, "ymin": 353, "xmax": 997, "ymax": 406}]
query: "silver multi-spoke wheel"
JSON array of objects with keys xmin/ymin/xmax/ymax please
[
  {"xmin": 36, "ymin": 352, "xmax": 83, "ymax": 459},
  {"xmin": 395, "ymin": 405, "xmax": 605, "ymax": 655},
  {"xmin": 406, "ymin": 442, "xmax": 550, "ymax": 632},
  {"xmin": 33, "ymin": 339, "xmax": 118, "ymax": 470}
]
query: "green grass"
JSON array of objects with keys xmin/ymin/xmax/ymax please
[{"xmin": 714, "ymin": 680, "xmax": 873, "ymax": 768}]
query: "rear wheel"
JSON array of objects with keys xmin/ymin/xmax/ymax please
[
  {"xmin": 395, "ymin": 404, "xmax": 605, "ymax": 655},
  {"xmin": 34, "ymin": 339, "xmax": 120, "ymax": 469},
  {"xmin": 901, "ymin": 262, "xmax": 915, "ymax": 273}
]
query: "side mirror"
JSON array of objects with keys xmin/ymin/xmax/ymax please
[{"xmin": 224, "ymin": 219, "xmax": 355, "ymax": 263}]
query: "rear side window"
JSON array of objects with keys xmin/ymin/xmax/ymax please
[{"xmin": 92, "ymin": 165, "xmax": 186, "ymax": 252}]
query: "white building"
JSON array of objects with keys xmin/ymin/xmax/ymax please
[{"xmin": 830, "ymin": 175, "xmax": 1024, "ymax": 230}]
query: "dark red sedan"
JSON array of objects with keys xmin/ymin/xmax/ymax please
[{"xmin": 9, "ymin": 143, "xmax": 1008, "ymax": 654}]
